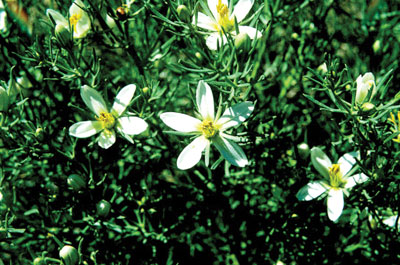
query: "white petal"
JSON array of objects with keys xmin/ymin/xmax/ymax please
[
  {"xmin": 338, "ymin": 152, "xmax": 358, "ymax": 177},
  {"xmin": 344, "ymin": 173, "xmax": 369, "ymax": 189},
  {"xmin": 205, "ymin": 32, "xmax": 226, "ymax": 50},
  {"xmin": 98, "ymin": 129, "xmax": 116, "ymax": 149},
  {"xmin": 296, "ymin": 181, "xmax": 328, "ymax": 201},
  {"xmin": 213, "ymin": 135, "xmax": 248, "ymax": 167},
  {"xmin": 111, "ymin": 84, "xmax": 136, "ymax": 117},
  {"xmin": 74, "ymin": 13, "xmax": 91, "ymax": 38},
  {"xmin": 80, "ymin": 85, "xmax": 108, "ymax": 116},
  {"xmin": 194, "ymin": 12, "xmax": 217, "ymax": 31},
  {"xmin": 327, "ymin": 189, "xmax": 344, "ymax": 222},
  {"xmin": 232, "ymin": 0, "xmax": 254, "ymax": 22},
  {"xmin": 311, "ymin": 147, "xmax": 332, "ymax": 179},
  {"xmin": 217, "ymin": 101, "xmax": 254, "ymax": 130},
  {"xmin": 383, "ymin": 216, "xmax": 399, "ymax": 228},
  {"xmin": 237, "ymin": 26, "xmax": 262, "ymax": 39},
  {"xmin": 160, "ymin": 112, "xmax": 202, "ymax": 132},
  {"xmin": 177, "ymin": 136, "xmax": 208, "ymax": 170},
  {"xmin": 196, "ymin": 80, "xmax": 215, "ymax": 120},
  {"xmin": 69, "ymin": 121, "xmax": 103, "ymax": 138},
  {"xmin": 117, "ymin": 116, "xmax": 148, "ymax": 135},
  {"xmin": 69, "ymin": 0, "xmax": 85, "ymax": 15},
  {"xmin": 46, "ymin": 9, "xmax": 68, "ymax": 26}
]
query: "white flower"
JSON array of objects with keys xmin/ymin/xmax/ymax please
[
  {"xmin": 0, "ymin": 0, "xmax": 7, "ymax": 34},
  {"xmin": 46, "ymin": 0, "xmax": 91, "ymax": 39},
  {"xmin": 193, "ymin": 0, "xmax": 262, "ymax": 50},
  {"xmin": 160, "ymin": 80, "xmax": 254, "ymax": 170},
  {"xmin": 296, "ymin": 147, "xmax": 369, "ymax": 222},
  {"xmin": 383, "ymin": 215, "xmax": 400, "ymax": 229},
  {"xmin": 69, "ymin": 84, "xmax": 148, "ymax": 149},
  {"xmin": 355, "ymin": 72, "xmax": 376, "ymax": 105}
]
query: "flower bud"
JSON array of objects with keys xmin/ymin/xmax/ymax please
[
  {"xmin": 55, "ymin": 24, "xmax": 71, "ymax": 47},
  {"xmin": 59, "ymin": 245, "xmax": 79, "ymax": 265},
  {"xmin": 0, "ymin": 86, "xmax": 8, "ymax": 112},
  {"xmin": 96, "ymin": 200, "xmax": 111, "ymax": 217},
  {"xmin": 297, "ymin": 142, "xmax": 310, "ymax": 159},
  {"xmin": 234, "ymin": 32, "xmax": 251, "ymax": 52},
  {"xmin": 355, "ymin": 72, "xmax": 376, "ymax": 105},
  {"xmin": 177, "ymin": 5, "xmax": 190, "ymax": 22},
  {"xmin": 116, "ymin": 7, "xmax": 128, "ymax": 21},
  {"xmin": 67, "ymin": 174, "xmax": 86, "ymax": 191},
  {"xmin": 361, "ymin": 102, "xmax": 375, "ymax": 113},
  {"xmin": 373, "ymin": 40, "xmax": 381, "ymax": 53},
  {"xmin": 33, "ymin": 257, "xmax": 46, "ymax": 265}
]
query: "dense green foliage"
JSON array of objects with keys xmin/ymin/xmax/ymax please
[{"xmin": 1, "ymin": 0, "xmax": 400, "ymax": 264}]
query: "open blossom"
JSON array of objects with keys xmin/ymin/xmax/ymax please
[
  {"xmin": 355, "ymin": 72, "xmax": 376, "ymax": 105},
  {"xmin": 296, "ymin": 147, "xmax": 369, "ymax": 222},
  {"xmin": 193, "ymin": 0, "xmax": 262, "ymax": 50},
  {"xmin": 69, "ymin": 85, "xmax": 148, "ymax": 149},
  {"xmin": 160, "ymin": 80, "xmax": 254, "ymax": 170},
  {"xmin": 46, "ymin": 0, "xmax": 91, "ymax": 39}
]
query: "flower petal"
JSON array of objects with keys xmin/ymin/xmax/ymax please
[
  {"xmin": 160, "ymin": 112, "xmax": 202, "ymax": 132},
  {"xmin": 327, "ymin": 189, "xmax": 344, "ymax": 222},
  {"xmin": 69, "ymin": 0, "xmax": 85, "ymax": 16},
  {"xmin": 338, "ymin": 152, "xmax": 358, "ymax": 177},
  {"xmin": 117, "ymin": 116, "xmax": 148, "ymax": 135},
  {"xmin": 194, "ymin": 12, "xmax": 217, "ymax": 31},
  {"xmin": 311, "ymin": 147, "xmax": 332, "ymax": 179},
  {"xmin": 177, "ymin": 136, "xmax": 208, "ymax": 170},
  {"xmin": 232, "ymin": 0, "xmax": 254, "ymax": 22},
  {"xmin": 80, "ymin": 85, "xmax": 108, "ymax": 116},
  {"xmin": 344, "ymin": 173, "xmax": 369, "ymax": 189},
  {"xmin": 196, "ymin": 80, "xmax": 215, "ymax": 120},
  {"xmin": 296, "ymin": 181, "xmax": 328, "ymax": 201},
  {"xmin": 75, "ymin": 13, "xmax": 91, "ymax": 38},
  {"xmin": 69, "ymin": 121, "xmax": 103, "ymax": 138},
  {"xmin": 111, "ymin": 84, "xmax": 136, "ymax": 117},
  {"xmin": 46, "ymin": 9, "xmax": 68, "ymax": 26},
  {"xmin": 237, "ymin": 26, "xmax": 262, "ymax": 39},
  {"xmin": 98, "ymin": 129, "xmax": 116, "ymax": 149},
  {"xmin": 213, "ymin": 135, "xmax": 248, "ymax": 167},
  {"xmin": 217, "ymin": 101, "xmax": 254, "ymax": 130},
  {"xmin": 205, "ymin": 32, "xmax": 227, "ymax": 50},
  {"xmin": 383, "ymin": 216, "xmax": 399, "ymax": 228}
]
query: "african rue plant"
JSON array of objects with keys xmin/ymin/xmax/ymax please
[{"xmin": 1, "ymin": 0, "xmax": 400, "ymax": 264}]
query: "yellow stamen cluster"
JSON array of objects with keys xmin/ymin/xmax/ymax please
[
  {"xmin": 329, "ymin": 164, "xmax": 347, "ymax": 189},
  {"xmin": 69, "ymin": 13, "xmax": 82, "ymax": 33},
  {"xmin": 215, "ymin": 0, "xmax": 234, "ymax": 32},
  {"xmin": 200, "ymin": 119, "xmax": 219, "ymax": 139},
  {"xmin": 388, "ymin": 111, "xmax": 400, "ymax": 143},
  {"xmin": 97, "ymin": 112, "xmax": 115, "ymax": 129}
]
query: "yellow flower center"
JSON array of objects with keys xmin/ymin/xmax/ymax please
[
  {"xmin": 199, "ymin": 119, "xmax": 219, "ymax": 139},
  {"xmin": 97, "ymin": 112, "xmax": 115, "ymax": 129},
  {"xmin": 329, "ymin": 164, "xmax": 347, "ymax": 189},
  {"xmin": 215, "ymin": 0, "xmax": 234, "ymax": 32},
  {"xmin": 388, "ymin": 111, "xmax": 400, "ymax": 143},
  {"xmin": 69, "ymin": 13, "xmax": 82, "ymax": 33}
]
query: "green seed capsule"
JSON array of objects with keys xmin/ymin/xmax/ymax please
[
  {"xmin": 67, "ymin": 174, "xmax": 86, "ymax": 191},
  {"xmin": 97, "ymin": 200, "xmax": 111, "ymax": 217},
  {"xmin": 59, "ymin": 245, "xmax": 79, "ymax": 265}
]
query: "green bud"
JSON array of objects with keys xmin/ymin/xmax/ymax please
[
  {"xmin": 361, "ymin": 102, "xmax": 375, "ymax": 113},
  {"xmin": 55, "ymin": 24, "xmax": 71, "ymax": 47},
  {"xmin": 33, "ymin": 257, "xmax": 46, "ymax": 265},
  {"xmin": 59, "ymin": 245, "xmax": 79, "ymax": 265},
  {"xmin": 177, "ymin": 5, "xmax": 191, "ymax": 22},
  {"xmin": 234, "ymin": 32, "xmax": 251, "ymax": 52},
  {"xmin": 67, "ymin": 174, "xmax": 86, "ymax": 191},
  {"xmin": 96, "ymin": 200, "xmax": 111, "ymax": 217},
  {"xmin": 0, "ymin": 86, "xmax": 8, "ymax": 112},
  {"xmin": 297, "ymin": 142, "xmax": 310, "ymax": 159},
  {"xmin": 373, "ymin": 40, "xmax": 381, "ymax": 53}
]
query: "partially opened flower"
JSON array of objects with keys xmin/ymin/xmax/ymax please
[
  {"xmin": 296, "ymin": 147, "xmax": 369, "ymax": 222},
  {"xmin": 193, "ymin": 0, "xmax": 262, "ymax": 50},
  {"xmin": 160, "ymin": 80, "xmax": 254, "ymax": 170},
  {"xmin": 46, "ymin": 0, "xmax": 91, "ymax": 39},
  {"xmin": 355, "ymin": 72, "xmax": 376, "ymax": 105},
  {"xmin": 69, "ymin": 85, "xmax": 148, "ymax": 149}
]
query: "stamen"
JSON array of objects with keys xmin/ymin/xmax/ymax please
[
  {"xmin": 96, "ymin": 112, "xmax": 115, "ymax": 129},
  {"xmin": 69, "ymin": 13, "xmax": 82, "ymax": 33},
  {"xmin": 329, "ymin": 164, "xmax": 347, "ymax": 188},
  {"xmin": 215, "ymin": 0, "xmax": 234, "ymax": 32},
  {"xmin": 200, "ymin": 119, "xmax": 219, "ymax": 139}
]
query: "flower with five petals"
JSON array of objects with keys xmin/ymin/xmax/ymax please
[
  {"xmin": 69, "ymin": 85, "xmax": 148, "ymax": 149},
  {"xmin": 193, "ymin": 0, "xmax": 262, "ymax": 50},
  {"xmin": 296, "ymin": 147, "xmax": 369, "ymax": 222},
  {"xmin": 160, "ymin": 80, "xmax": 254, "ymax": 170}
]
